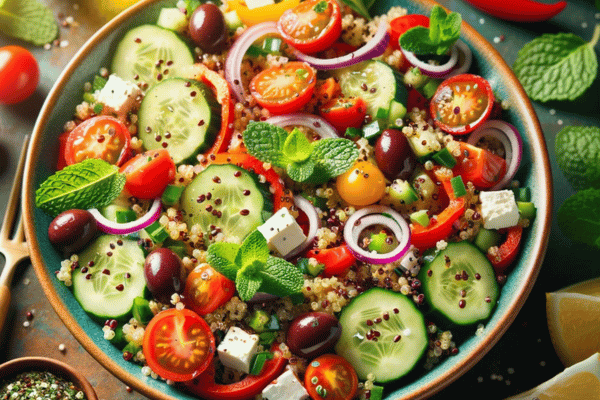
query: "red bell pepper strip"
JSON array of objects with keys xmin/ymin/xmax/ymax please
[
  {"xmin": 184, "ymin": 343, "xmax": 287, "ymax": 400},
  {"xmin": 306, "ymin": 244, "xmax": 357, "ymax": 277},
  {"xmin": 462, "ymin": 0, "xmax": 566, "ymax": 22},
  {"xmin": 487, "ymin": 225, "xmax": 523, "ymax": 274}
]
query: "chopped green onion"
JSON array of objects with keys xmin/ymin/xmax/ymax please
[
  {"xmin": 362, "ymin": 120, "xmax": 383, "ymax": 142},
  {"xmin": 296, "ymin": 68, "xmax": 309, "ymax": 79},
  {"xmin": 144, "ymin": 221, "xmax": 169, "ymax": 243},
  {"xmin": 512, "ymin": 187, "xmax": 531, "ymax": 202},
  {"xmin": 345, "ymin": 127, "xmax": 362, "ymax": 138},
  {"xmin": 450, "ymin": 175, "xmax": 467, "ymax": 198},
  {"xmin": 161, "ymin": 184, "xmax": 185, "ymax": 206},
  {"xmin": 432, "ymin": 147, "xmax": 457, "ymax": 168},
  {"xmin": 375, "ymin": 107, "xmax": 389, "ymax": 120},
  {"xmin": 474, "ymin": 228, "xmax": 501, "ymax": 252},
  {"xmin": 421, "ymin": 78, "xmax": 442, "ymax": 99},
  {"xmin": 410, "ymin": 210, "xmax": 430, "ymax": 227},
  {"xmin": 249, "ymin": 352, "xmax": 274, "ymax": 375},
  {"xmin": 132, "ymin": 297, "xmax": 154, "ymax": 325},
  {"xmin": 517, "ymin": 201, "xmax": 536, "ymax": 220},
  {"xmin": 93, "ymin": 103, "xmax": 104, "ymax": 115},
  {"xmin": 263, "ymin": 37, "xmax": 283, "ymax": 54},
  {"xmin": 258, "ymin": 331, "xmax": 277, "ymax": 346}
]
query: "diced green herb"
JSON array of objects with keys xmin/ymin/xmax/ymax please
[
  {"xmin": 161, "ymin": 184, "xmax": 185, "ymax": 206},
  {"xmin": 432, "ymin": 147, "xmax": 457, "ymax": 168},
  {"xmin": 450, "ymin": 175, "xmax": 467, "ymax": 198},
  {"xmin": 93, "ymin": 103, "xmax": 104, "ymax": 114},
  {"xmin": 313, "ymin": 0, "xmax": 328, "ymax": 13},
  {"xmin": 92, "ymin": 75, "xmax": 108, "ymax": 92},
  {"xmin": 410, "ymin": 209, "xmax": 430, "ymax": 227},
  {"xmin": 144, "ymin": 221, "xmax": 169, "ymax": 243}
]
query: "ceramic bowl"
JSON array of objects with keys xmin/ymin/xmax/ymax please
[
  {"xmin": 0, "ymin": 357, "xmax": 98, "ymax": 400},
  {"xmin": 23, "ymin": 0, "xmax": 552, "ymax": 398}
]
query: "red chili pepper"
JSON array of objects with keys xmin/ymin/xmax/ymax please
[
  {"xmin": 462, "ymin": 0, "xmax": 566, "ymax": 22},
  {"xmin": 487, "ymin": 225, "xmax": 523, "ymax": 274}
]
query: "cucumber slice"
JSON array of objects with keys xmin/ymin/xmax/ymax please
[
  {"xmin": 388, "ymin": 179, "xmax": 419, "ymax": 206},
  {"xmin": 334, "ymin": 60, "xmax": 408, "ymax": 118},
  {"xmin": 157, "ymin": 8, "xmax": 188, "ymax": 33},
  {"xmin": 181, "ymin": 164, "xmax": 269, "ymax": 243},
  {"xmin": 72, "ymin": 235, "xmax": 147, "ymax": 321},
  {"xmin": 407, "ymin": 128, "xmax": 439, "ymax": 161},
  {"xmin": 111, "ymin": 24, "xmax": 194, "ymax": 89},
  {"xmin": 335, "ymin": 288, "xmax": 428, "ymax": 383},
  {"xmin": 139, "ymin": 78, "xmax": 221, "ymax": 164},
  {"xmin": 418, "ymin": 241, "xmax": 499, "ymax": 326},
  {"xmin": 412, "ymin": 167, "xmax": 437, "ymax": 201}
]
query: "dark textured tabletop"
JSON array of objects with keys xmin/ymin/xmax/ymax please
[{"xmin": 1, "ymin": 1, "xmax": 599, "ymax": 399}]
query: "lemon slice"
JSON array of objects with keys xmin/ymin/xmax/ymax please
[
  {"xmin": 505, "ymin": 353, "xmax": 600, "ymax": 400},
  {"xmin": 547, "ymin": 278, "xmax": 600, "ymax": 366}
]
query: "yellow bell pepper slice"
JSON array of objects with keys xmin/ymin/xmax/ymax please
[{"xmin": 227, "ymin": 0, "xmax": 301, "ymax": 26}]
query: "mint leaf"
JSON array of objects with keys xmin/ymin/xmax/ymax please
[
  {"xmin": 557, "ymin": 188, "xmax": 600, "ymax": 249},
  {"xmin": 513, "ymin": 25, "xmax": 599, "ymax": 102},
  {"xmin": 0, "ymin": 0, "xmax": 58, "ymax": 45},
  {"xmin": 236, "ymin": 230, "xmax": 269, "ymax": 271},
  {"xmin": 283, "ymin": 128, "xmax": 312, "ymax": 163},
  {"xmin": 236, "ymin": 269, "xmax": 262, "ymax": 301},
  {"xmin": 339, "ymin": 0, "xmax": 371, "ymax": 20},
  {"xmin": 305, "ymin": 138, "xmax": 359, "ymax": 184},
  {"xmin": 243, "ymin": 122, "xmax": 290, "ymax": 168},
  {"xmin": 286, "ymin": 158, "xmax": 315, "ymax": 182},
  {"xmin": 555, "ymin": 126, "xmax": 600, "ymax": 190},
  {"xmin": 400, "ymin": 27, "xmax": 439, "ymax": 56},
  {"xmin": 258, "ymin": 257, "xmax": 304, "ymax": 298},
  {"xmin": 35, "ymin": 159, "xmax": 125, "ymax": 217},
  {"xmin": 206, "ymin": 242, "xmax": 241, "ymax": 281},
  {"xmin": 400, "ymin": 5, "xmax": 461, "ymax": 56}
]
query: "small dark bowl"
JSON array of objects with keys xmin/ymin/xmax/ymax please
[{"xmin": 0, "ymin": 357, "xmax": 98, "ymax": 400}]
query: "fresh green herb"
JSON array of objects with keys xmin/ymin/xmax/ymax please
[
  {"xmin": 0, "ymin": 371, "xmax": 86, "ymax": 399},
  {"xmin": 557, "ymin": 188, "xmax": 600, "ymax": 249},
  {"xmin": 313, "ymin": 0, "xmax": 328, "ymax": 13},
  {"xmin": 243, "ymin": 121, "xmax": 359, "ymax": 184},
  {"xmin": 35, "ymin": 159, "xmax": 125, "ymax": 217},
  {"xmin": 93, "ymin": 103, "xmax": 104, "ymax": 115},
  {"xmin": 206, "ymin": 230, "xmax": 304, "ymax": 301},
  {"xmin": 0, "ymin": 0, "xmax": 58, "ymax": 45},
  {"xmin": 92, "ymin": 75, "xmax": 108, "ymax": 92},
  {"xmin": 554, "ymin": 125, "xmax": 600, "ymax": 190},
  {"xmin": 399, "ymin": 5, "xmax": 462, "ymax": 56},
  {"xmin": 339, "ymin": 0, "xmax": 371, "ymax": 20},
  {"xmin": 513, "ymin": 25, "xmax": 599, "ymax": 102}
]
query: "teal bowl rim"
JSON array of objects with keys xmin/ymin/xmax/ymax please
[{"xmin": 22, "ymin": 0, "xmax": 553, "ymax": 399}]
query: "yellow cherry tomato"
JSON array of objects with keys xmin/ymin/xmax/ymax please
[
  {"xmin": 227, "ymin": 0, "xmax": 301, "ymax": 26},
  {"xmin": 336, "ymin": 161, "xmax": 386, "ymax": 206}
]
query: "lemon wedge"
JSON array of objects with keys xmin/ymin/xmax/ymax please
[{"xmin": 505, "ymin": 353, "xmax": 600, "ymax": 400}]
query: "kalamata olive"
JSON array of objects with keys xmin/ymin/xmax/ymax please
[
  {"xmin": 375, "ymin": 129, "xmax": 412, "ymax": 179},
  {"xmin": 188, "ymin": 4, "xmax": 228, "ymax": 54},
  {"xmin": 287, "ymin": 312, "xmax": 341, "ymax": 358},
  {"xmin": 48, "ymin": 209, "xmax": 97, "ymax": 254},
  {"xmin": 144, "ymin": 248, "xmax": 184, "ymax": 303}
]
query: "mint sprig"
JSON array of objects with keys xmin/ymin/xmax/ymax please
[
  {"xmin": 35, "ymin": 159, "xmax": 126, "ymax": 217},
  {"xmin": 555, "ymin": 126, "xmax": 600, "ymax": 190},
  {"xmin": 399, "ymin": 5, "xmax": 462, "ymax": 56},
  {"xmin": 243, "ymin": 122, "xmax": 359, "ymax": 184},
  {"xmin": 513, "ymin": 25, "xmax": 599, "ymax": 102},
  {"xmin": 339, "ymin": 0, "xmax": 372, "ymax": 20},
  {"xmin": 0, "ymin": 0, "xmax": 58, "ymax": 45},
  {"xmin": 206, "ymin": 230, "xmax": 304, "ymax": 301},
  {"xmin": 558, "ymin": 188, "xmax": 600, "ymax": 249}
]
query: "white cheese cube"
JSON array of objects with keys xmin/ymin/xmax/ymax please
[
  {"xmin": 262, "ymin": 368, "xmax": 309, "ymax": 400},
  {"xmin": 94, "ymin": 74, "xmax": 142, "ymax": 118},
  {"xmin": 217, "ymin": 327, "xmax": 259, "ymax": 374},
  {"xmin": 257, "ymin": 208, "xmax": 307, "ymax": 257},
  {"xmin": 245, "ymin": 0, "xmax": 275, "ymax": 9},
  {"xmin": 480, "ymin": 190, "xmax": 520, "ymax": 230}
]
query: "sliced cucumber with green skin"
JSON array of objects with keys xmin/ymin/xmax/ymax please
[
  {"xmin": 334, "ymin": 60, "xmax": 408, "ymax": 118},
  {"xmin": 139, "ymin": 78, "xmax": 221, "ymax": 164},
  {"xmin": 111, "ymin": 24, "xmax": 194, "ymax": 89},
  {"xmin": 181, "ymin": 164, "xmax": 270, "ymax": 243},
  {"xmin": 73, "ymin": 235, "xmax": 146, "ymax": 321},
  {"xmin": 334, "ymin": 288, "xmax": 428, "ymax": 383},
  {"xmin": 418, "ymin": 241, "xmax": 499, "ymax": 326}
]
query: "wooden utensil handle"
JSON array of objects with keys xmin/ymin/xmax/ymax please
[{"xmin": 0, "ymin": 283, "xmax": 11, "ymax": 334}]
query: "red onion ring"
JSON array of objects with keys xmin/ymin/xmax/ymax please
[
  {"xmin": 266, "ymin": 113, "xmax": 339, "ymax": 138},
  {"xmin": 467, "ymin": 120, "xmax": 523, "ymax": 191},
  {"xmin": 446, "ymin": 40, "xmax": 473, "ymax": 78},
  {"xmin": 401, "ymin": 43, "xmax": 459, "ymax": 79},
  {"xmin": 343, "ymin": 205, "xmax": 411, "ymax": 264},
  {"xmin": 225, "ymin": 21, "xmax": 279, "ymax": 102},
  {"xmin": 88, "ymin": 198, "xmax": 162, "ymax": 235},
  {"xmin": 285, "ymin": 195, "xmax": 321, "ymax": 259},
  {"xmin": 290, "ymin": 19, "xmax": 391, "ymax": 70}
]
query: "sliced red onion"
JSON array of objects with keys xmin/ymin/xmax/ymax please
[
  {"xmin": 285, "ymin": 195, "xmax": 321, "ymax": 259},
  {"xmin": 225, "ymin": 21, "xmax": 279, "ymax": 102},
  {"xmin": 446, "ymin": 40, "xmax": 473, "ymax": 78},
  {"xmin": 266, "ymin": 113, "xmax": 339, "ymax": 138},
  {"xmin": 88, "ymin": 199, "xmax": 162, "ymax": 235},
  {"xmin": 467, "ymin": 120, "xmax": 523, "ymax": 191},
  {"xmin": 290, "ymin": 19, "xmax": 391, "ymax": 70},
  {"xmin": 401, "ymin": 43, "xmax": 459, "ymax": 79},
  {"xmin": 343, "ymin": 205, "xmax": 411, "ymax": 264}
]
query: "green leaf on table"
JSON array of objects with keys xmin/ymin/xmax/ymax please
[
  {"xmin": 554, "ymin": 126, "xmax": 600, "ymax": 190},
  {"xmin": 206, "ymin": 242, "xmax": 241, "ymax": 281},
  {"xmin": 35, "ymin": 159, "xmax": 125, "ymax": 217},
  {"xmin": 0, "ymin": 0, "xmax": 58, "ymax": 45},
  {"xmin": 258, "ymin": 256, "xmax": 304, "ymax": 298},
  {"xmin": 242, "ymin": 121, "xmax": 290, "ymax": 168},
  {"xmin": 513, "ymin": 25, "xmax": 600, "ymax": 102},
  {"xmin": 400, "ymin": 5, "xmax": 462, "ymax": 56},
  {"xmin": 236, "ymin": 269, "xmax": 262, "ymax": 301},
  {"xmin": 557, "ymin": 188, "xmax": 600, "ymax": 249},
  {"xmin": 339, "ymin": 0, "xmax": 371, "ymax": 20}
]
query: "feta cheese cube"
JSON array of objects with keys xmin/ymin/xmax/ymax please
[
  {"xmin": 257, "ymin": 208, "xmax": 307, "ymax": 257},
  {"xmin": 245, "ymin": 0, "xmax": 275, "ymax": 9},
  {"xmin": 262, "ymin": 368, "xmax": 309, "ymax": 400},
  {"xmin": 94, "ymin": 74, "xmax": 142, "ymax": 118},
  {"xmin": 480, "ymin": 190, "xmax": 519, "ymax": 230},
  {"xmin": 217, "ymin": 327, "xmax": 259, "ymax": 374}
]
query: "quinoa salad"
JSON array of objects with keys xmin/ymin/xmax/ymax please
[{"xmin": 34, "ymin": 0, "xmax": 536, "ymax": 399}]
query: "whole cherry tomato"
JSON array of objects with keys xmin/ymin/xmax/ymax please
[{"xmin": 0, "ymin": 46, "xmax": 39, "ymax": 105}]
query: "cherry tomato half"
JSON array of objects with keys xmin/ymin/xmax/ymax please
[
  {"xmin": 336, "ymin": 161, "xmax": 386, "ymax": 207},
  {"xmin": 143, "ymin": 308, "xmax": 215, "ymax": 382},
  {"xmin": 452, "ymin": 142, "xmax": 506, "ymax": 189},
  {"xmin": 0, "ymin": 46, "xmax": 39, "ymax": 105},
  {"xmin": 65, "ymin": 116, "xmax": 132, "ymax": 166},
  {"xmin": 390, "ymin": 14, "xmax": 430, "ymax": 51},
  {"xmin": 119, "ymin": 149, "xmax": 176, "ymax": 199},
  {"xmin": 430, "ymin": 74, "xmax": 495, "ymax": 135},
  {"xmin": 304, "ymin": 354, "xmax": 358, "ymax": 400},
  {"xmin": 306, "ymin": 244, "xmax": 356, "ymax": 277},
  {"xmin": 277, "ymin": 0, "xmax": 342, "ymax": 54},
  {"xmin": 319, "ymin": 97, "xmax": 367, "ymax": 134},
  {"xmin": 183, "ymin": 263, "xmax": 235, "ymax": 316},
  {"xmin": 250, "ymin": 61, "xmax": 316, "ymax": 115}
]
